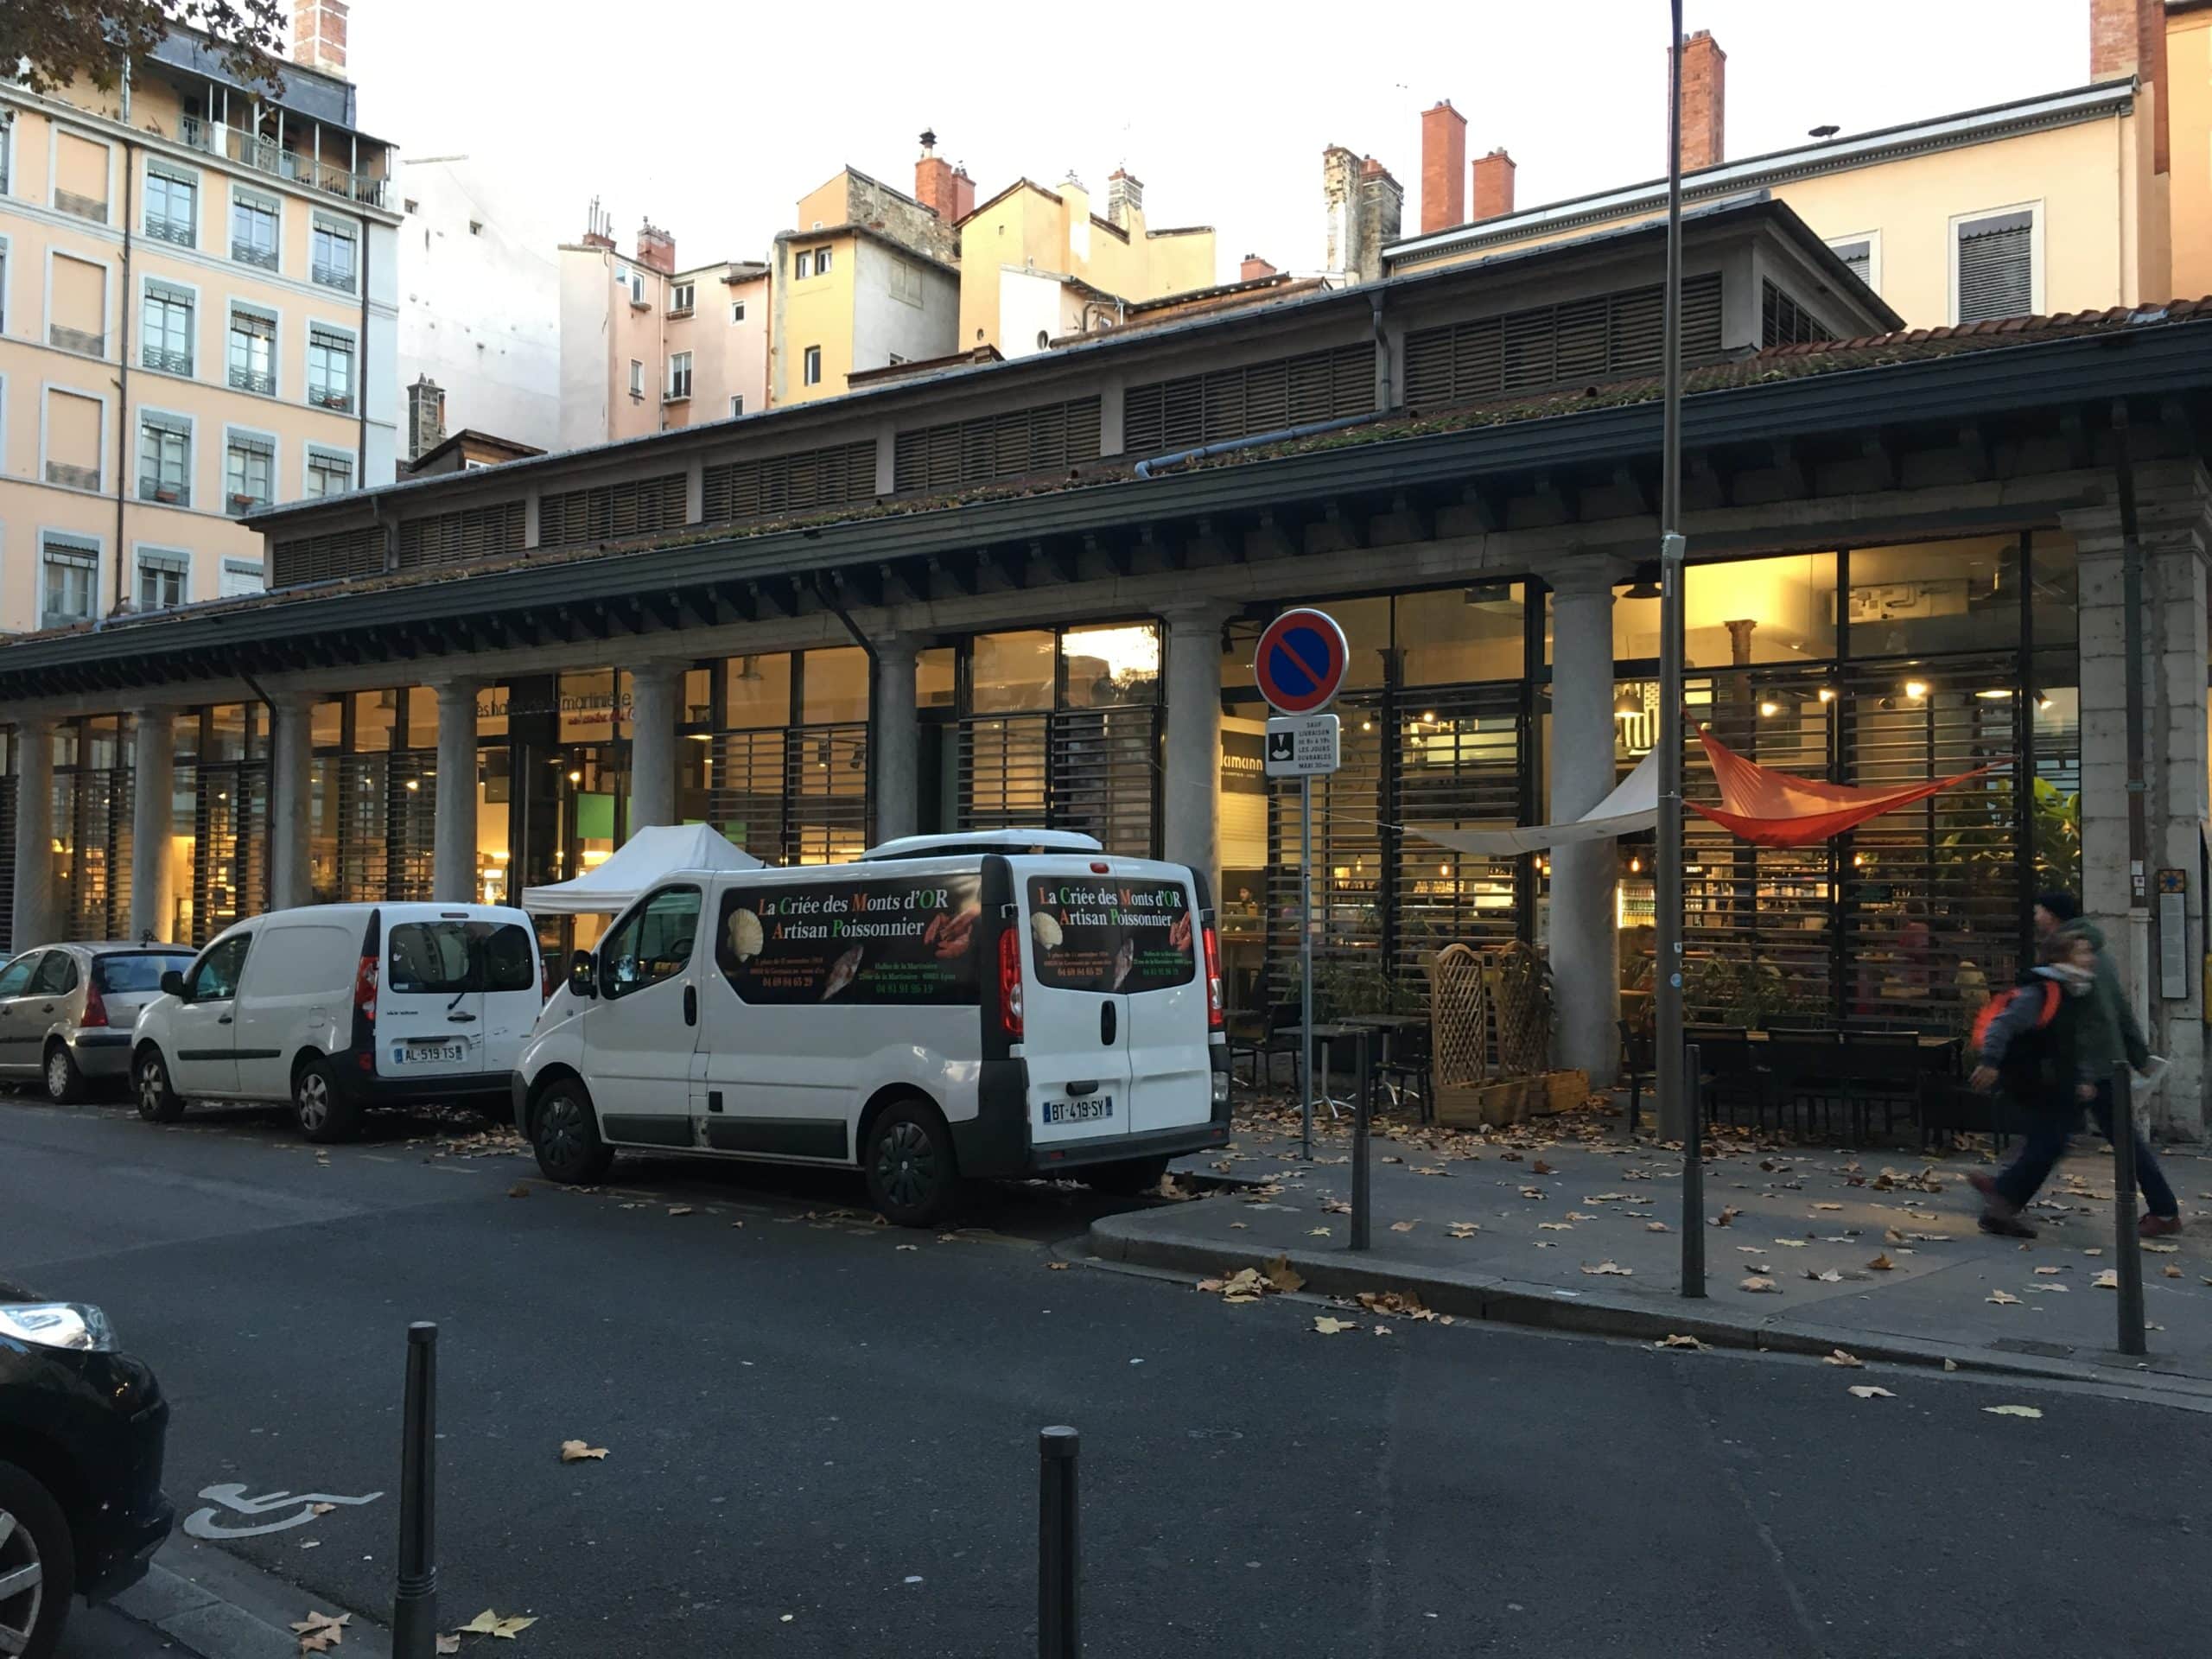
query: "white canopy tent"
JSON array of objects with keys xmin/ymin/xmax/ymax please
[
  {"xmin": 1407, "ymin": 746, "xmax": 1660, "ymax": 856},
  {"xmin": 521, "ymin": 823, "xmax": 761, "ymax": 914}
]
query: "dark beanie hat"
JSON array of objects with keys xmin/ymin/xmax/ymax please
[{"xmin": 2036, "ymin": 889, "xmax": 2080, "ymax": 922}]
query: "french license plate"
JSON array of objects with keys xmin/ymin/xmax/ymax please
[
  {"xmin": 395, "ymin": 1041, "xmax": 466, "ymax": 1066},
  {"xmin": 1046, "ymin": 1095, "xmax": 1114, "ymax": 1125}
]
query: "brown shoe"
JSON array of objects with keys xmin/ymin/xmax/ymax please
[{"xmin": 2139, "ymin": 1212, "xmax": 2183, "ymax": 1239}]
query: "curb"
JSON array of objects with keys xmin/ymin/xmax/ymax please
[
  {"xmin": 110, "ymin": 1537, "xmax": 390, "ymax": 1659},
  {"xmin": 1084, "ymin": 1214, "xmax": 2212, "ymax": 1406}
]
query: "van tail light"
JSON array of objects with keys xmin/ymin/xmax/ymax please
[
  {"xmin": 80, "ymin": 982, "xmax": 110, "ymax": 1029},
  {"xmin": 997, "ymin": 928, "xmax": 1025, "ymax": 1040},
  {"xmin": 353, "ymin": 955, "xmax": 378, "ymax": 1023},
  {"xmin": 1201, "ymin": 921, "xmax": 1224, "ymax": 1033}
]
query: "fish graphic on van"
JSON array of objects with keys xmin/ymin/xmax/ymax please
[{"xmin": 820, "ymin": 944, "xmax": 864, "ymax": 1001}]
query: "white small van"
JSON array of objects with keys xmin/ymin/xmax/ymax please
[
  {"xmin": 132, "ymin": 903, "xmax": 543, "ymax": 1143},
  {"xmin": 512, "ymin": 831, "xmax": 1230, "ymax": 1224}
]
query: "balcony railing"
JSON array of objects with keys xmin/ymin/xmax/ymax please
[
  {"xmin": 311, "ymin": 261, "xmax": 357, "ymax": 293},
  {"xmin": 232, "ymin": 237, "xmax": 278, "ymax": 270},
  {"xmin": 46, "ymin": 461, "xmax": 102, "ymax": 492},
  {"xmin": 138, "ymin": 474, "xmax": 191, "ymax": 509},
  {"xmin": 143, "ymin": 215, "xmax": 195, "ymax": 248},
  {"xmin": 228, "ymin": 365, "xmax": 276, "ymax": 396},
  {"xmin": 49, "ymin": 325, "xmax": 105, "ymax": 358},
  {"xmin": 143, "ymin": 345, "xmax": 193, "ymax": 377},
  {"xmin": 177, "ymin": 113, "xmax": 391, "ymax": 210},
  {"xmin": 308, "ymin": 385, "xmax": 354, "ymax": 412}
]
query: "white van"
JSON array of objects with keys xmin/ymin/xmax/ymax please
[
  {"xmin": 132, "ymin": 903, "xmax": 543, "ymax": 1143},
  {"xmin": 512, "ymin": 831, "xmax": 1230, "ymax": 1224}
]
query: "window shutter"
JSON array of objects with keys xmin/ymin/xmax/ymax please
[
  {"xmin": 1955, "ymin": 212, "xmax": 2032, "ymax": 324},
  {"xmin": 273, "ymin": 525, "xmax": 385, "ymax": 588},
  {"xmin": 1830, "ymin": 240, "xmax": 1872, "ymax": 291}
]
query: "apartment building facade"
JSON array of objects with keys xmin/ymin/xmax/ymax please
[{"xmin": 0, "ymin": 2, "xmax": 401, "ymax": 635}]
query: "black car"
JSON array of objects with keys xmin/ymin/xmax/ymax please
[{"xmin": 0, "ymin": 1280, "xmax": 172, "ymax": 1659}]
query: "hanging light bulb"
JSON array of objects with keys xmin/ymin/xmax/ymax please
[
  {"xmin": 1758, "ymin": 699, "xmax": 1779, "ymax": 718},
  {"xmin": 1614, "ymin": 690, "xmax": 1641, "ymax": 719},
  {"xmin": 1817, "ymin": 688, "xmax": 1835, "ymax": 703},
  {"xmin": 1904, "ymin": 680, "xmax": 1929, "ymax": 701}
]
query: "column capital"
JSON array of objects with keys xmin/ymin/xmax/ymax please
[
  {"xmin": 1536, "ymin": 556, "xmax": 1630, "ymax": 598},
  {"xmin": 1158, "ymin": 599, "xmax": 1239, "ymax": 632},
  {"xmin": 626, "ymin": 658, "xmax": 690, "ymax": 687},
  {"xmin": 429, "ymin": 674, "xmax": 486, "ymax": 704},
  {"xmin": 870, "ymin": 632, "xmax": 923, "ymax": 666}
]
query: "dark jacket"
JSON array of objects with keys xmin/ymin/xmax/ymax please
[
  {"xmin": 1978, "ymin": 968, "xmax": 2088, "ymax": 1109},
  {"xmin": 2057, "ymin": 918, "xmax": 2152, "ymax": 1077}
]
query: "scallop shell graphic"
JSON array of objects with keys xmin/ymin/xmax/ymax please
[
  {"xmin": 727, "ymin": 907, "xmax": 765, "ymax": 962},
  {"xmin": 1030, "ymin": 912, "xmax": 1065, "ymax": 950}
]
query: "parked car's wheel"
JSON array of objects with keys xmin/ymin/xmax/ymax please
[
  {"xmin": 1083, "ymin": 1154, "xmax": 1171, "ymax": 1197},
  {"xmin": 134, "ymin": 1047, "xmax": 186, "ymax": 1123},
  {"xmin": 0, "ymin": 1457, "xmax": 76, "ymax": 1659},
  {"xmin": 863, "ymin": 1099, "xmax": 963, "ymax": 1228},
  {"xmin": 42, "ymin": 1042, "xmax": 86, "ymax": 1107},
  {"xmin": 531, "ymin": 1078, "xmax": 613, "ymax": 1185},
  {"xmin": 295, "ymin": 1058, "xmax": 362, "ymax": 1145}
]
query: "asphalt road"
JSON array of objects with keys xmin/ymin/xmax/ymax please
[{"xmin": 6, "ymin": 1093, "xmax": 2206, "ymax": 1659}]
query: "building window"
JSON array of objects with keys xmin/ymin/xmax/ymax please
[
  {"xmin": 226, "ymin": 432, "xmax": 276, "ymax": 514},
  {"xmin": 670, "ymin": 282, "xmax": 695, "ymax": 315},
  {"xmin": 1759, "ymin": 279, "xmax": 1832, "ymax": 347},
  {"xmin": 311, "ymin": 218, "xmax": 358, "ymax": 291},
  {"xmin": 41, "ymin": 535, "xmax": 100, "ymax": 629},
  {"xmin": 137, "ymin": 550, "xmax": 189, "ymax": 612},
  {"xmin": 307, "ymin": 447, "xmax": 354, "ymax": 498},
  {"xmin": 142, "ymin": 279, "xmax": 194, "ymax": 376},
  {"xmin": 138, "ymin": 414, "xmax": 192, "ymax": 506},
  {"xmin": 308, "ymin": 326, "xmax": 355, "ymax": 411},
  {"xmin": 1954, "ymin": 207, "xmax": 2035, "ymax": 325},
  {"xmin": 1828, "ymin": 236, "xmax": 1875, "ymax": 293},
  {"xmin": 803, "ymin": 346, "xmax": 823, "ymax": 386},
  {"xmin": 231, "ymin": 188, "xmax": 279, "ymax": 270},
  {"xmin": 814, "ymin": 246, "xmax": 832, "ymax": 274},
  {"xmin": 629, "ymin": 359, "xmax": 645, "ymax": 398},
  {"xmin": 667, "ymin": 351, "xmax": 692, "ymax": 400},
  {"xmin": 219, "ymin": 558, "xmax": 264, "ymax": 599},
  {"xmin": 793, "ymin": 251, "xmax": 811, "ymax": 279},
  {"xmin": 226, "ymin": 307, "xmax": 276, "ymax": 395},
  {"xmin": 143, "ymin": 165, "xmax": 198, "ymax": 246},
  {"xmin": 730, "ymin": 300, "xmax": 747, "ymax": 324},
  {"xmin": 728, "ymin": 395, "xmax": 745, "ymax": 419}
]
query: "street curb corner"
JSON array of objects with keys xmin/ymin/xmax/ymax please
[{"xmin": 111, "ymin": 1537, "xmax": 391, "ymax": 1659}]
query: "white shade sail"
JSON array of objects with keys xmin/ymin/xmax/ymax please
[
  {"xmin": 1407, "ymin": 745, "xmax": 1659, "ymax": 856},
  {"xmin": 521, "ymin": 823, "xmax": 762, "ymax": 914}
]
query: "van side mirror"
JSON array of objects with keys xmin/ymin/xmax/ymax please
[
  {"xmin": 161, "ymin": 969, "xmax": 186, "ymax": 998},
  {"xmin": 569, "ymin": 950, "xmax": 597, "ymax": 999}
]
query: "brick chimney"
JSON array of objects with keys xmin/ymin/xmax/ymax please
[
  {"xmin": 1324, "ymin": 146, "xmax": 1402, "ymax": 284},
  {"xmin": 635, "ymin": 220, "xmax": 675, "ymax": 275},
  {"xmin": 1678, "ymin": 29, "xmax": 1726, "ymax": 172},
  {"xmin": 1419, "ymin": 99, "xmax": 1467, "ymax": 232},
  {"xmin": 291, "ymin": 0, "xmax": 348, "ymax": 72},
  {"xmin": 1240, "ymin": 253, "xmax": 1279, "ymax": 282},
  {"xmin": 2090, "ymin": 0, "xmax": 2143, "ymax": 76},
  {"xmin": 1471, "ymin": 148, "xmax": 1516, "ymax": 220},
  {"xmin": 1107, "ymin": 168, "xmax": 1145, "ymax": 230},
  {"xmin": 916, "ymin": 129, "xmax": 955, "ymax": 220},
  {"xmin": 950, "ymin": 164, "xmax": 976, "ymax": 223}
]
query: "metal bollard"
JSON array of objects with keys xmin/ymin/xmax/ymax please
[
  {"xmin": 1680, "ymin": 1042, "xmax": 1706, "ymax": 1299},
  {"xmin": 1350, "ymin": 1028, "xmax": 1371, "ymax": 1253},
  {"xmin": 1037, "ymin": 1427, "xmax": 1080, "ymax": 1659},
  {"xmin": 2110, "ymin": 1065, "xmax": 2147, "ymax": 1357},
  {"xmin": 391, "ymin": 1322, "xmax": 439, "ymax": 1659}
]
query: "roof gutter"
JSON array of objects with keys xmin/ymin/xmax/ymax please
[{"xmin": 1133, "ymin": 411, "xmax": 1379, "ymax": 480}]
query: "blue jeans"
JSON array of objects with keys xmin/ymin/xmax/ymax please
[{"xmin": 1993, "ymin": 1078, "xmax": 2178, "ymax": 1217}]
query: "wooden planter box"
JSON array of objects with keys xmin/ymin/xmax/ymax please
[{"xmin": 1433, "ymin": 1068, "xmax": 1589, "ymax": 1128}]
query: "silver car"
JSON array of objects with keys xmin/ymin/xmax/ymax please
[{"xmin": 0, "ymin": 944, "xmax": 198, "ymax": 1103}]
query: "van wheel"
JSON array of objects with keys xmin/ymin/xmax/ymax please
[
  {"xmin": 42, "ymin": 1043, "xmax": 86, "ymax": 1107},
  {"xmin": 296, "ymin": 1058, "xmax": 362, "ymax": 1145},
  {"xmin": 1084, "ymin": 1154, "xmax": 1171, "ymax": 1197},
  {"xmin": 0, "ymin": 1457, "xmax": 77, "ymax": 1659},
  {"xmin": 864, "ymin": 1100, "xmax": 963, "ymax": 1228},
  {"xmin": 135, "ymin": 1049, "xmax": 186, "ymax": 1123},
  {"xmin": 532, "ymin": 1080, "xmax": 613, "ymax": 1185}
]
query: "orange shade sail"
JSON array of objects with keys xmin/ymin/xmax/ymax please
[{"xmin": 1687, "ymin": 727, "xmax": 2003, "ymax": 848}]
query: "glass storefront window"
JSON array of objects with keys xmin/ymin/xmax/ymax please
[
  {"xmin": 476, "ymin": 684, "xmax": 511, "ymax": 740},
  {"xmin": 405, "ymin": 687, "xmax": 439, "ymax": 751},
  {"xmin": 723, "ymin": 654, "xmax": 793, "ymax": 728},
  {"xmin": 801, "ymin": 646, "xmax": 870, "ymax": 725},
  {"xmin": 2030, "ymin": 530, "xmax": 2078, "ymax": 650},
  {"xmin": 1062, "ymin": 624, "xmax": 1160, "ymax": 708},
  {"xmin": 559, "ymin": 670, "xmax": 630, "ymax": 743},
  {"xmin": 311, "ymin": 699, "xmax": 344, "ymax": 748},
  {"xmin": 1399, "ymin": 584, "xmax": 1522, "ymax": 685},
  {"xmin": 682, "ymin": 668, "xmax": 713, "ymax": 726},
  {"xmin": 1847, "ymin": 537, "xmax": 2020, "ymax": 659},
  {"xmin": 353, "ymin": 690, "xmax": 396, "ymax": 753},
  {"xmin": 1329, "ymin": 596, "xmax": 1391, "ymax": 691},
  {"xmin": 972, "ymin": 631, "xmax": 1055, "ymax": 712},
  {"xmin": 1688, "ymin": 552, "xmax": 1837, "ymax": 665},
  {"xmin": 917, "ymin": 648, "xmax": 956, "ymax": 710},
  {"xmin": 206, "ymin": 703, "xmax": 248, "ymax": 762},
  {"xmin": 477, "ymin": 746, "xmax": 512, "ymax": 908}
]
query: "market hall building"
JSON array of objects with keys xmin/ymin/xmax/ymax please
[{"xmin": 3, "ymin": 195, "xmax": 2209, "ymax": 1138}]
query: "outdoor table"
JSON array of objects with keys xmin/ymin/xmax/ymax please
[{"xmin": 1285, "ymin": 1022, "xmax": 1365, "ymax": 1117}]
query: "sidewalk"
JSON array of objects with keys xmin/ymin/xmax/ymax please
[{"xmin": 1086, "ymin": 1102, "xmax": 2212, "ymax": 1396}]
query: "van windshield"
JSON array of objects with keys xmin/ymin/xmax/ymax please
[
  {"xmin": 96, "ymin": 953, "xmax": 195, "ymax": 993},
  {"xmin": 387, "ymin": 921, "xmax": 537, "ymax": 995},
  {"xmin": 1026, "ymin": 875, "xmax": 1195, "ymax": 993}
]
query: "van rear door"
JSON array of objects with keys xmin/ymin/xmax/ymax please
[
  {"xmin": 1018, "ymin": 862, "xmax": 1135, "ymax": 1146},
  {"xmin": 376, "ymin": 911, "xmax": 488, "ymax": 1079},
  {"xmin": 1104, "ymin": 863, "xmax": 1213, "ymax": 1136}
]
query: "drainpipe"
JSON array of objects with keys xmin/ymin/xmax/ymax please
[
  {"xmin": 2110, "ymin": 398, "xmax": 2152, "ymax": 1044},
  {"xmin": 1370, "ymin": 288, "xmax": 1393, "ymax": 412},
  {"xmin": 1131, "ymin": 410, "xmax": 1377, "ymax": 480},
  {"xmin": 358, "ymin": 201, "xmax": 371, "ymax": 483},
  {"xmin": 111, "ymin": 130, "xmax": 137, "ymax": 616}
]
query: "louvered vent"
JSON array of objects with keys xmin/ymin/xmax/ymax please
[
  {"xmin": 701, "ymin": 441, "xmax": 878, "ymax": 524},
  {"xmin": 1402, "ymin": 272, "xmax": 1724, "ymax": 409},
  {"xmin": 270, "ymin": 526, "xmax": 386, "ymax": 588},
  {"xmin": 397, "ymin": 502, "xmax": 527, "ymax": 569},
  {"xmin": 1122, "ymin": 344, "xmax": 1371, "ymax": 457},
  {"xmin": 893, "ymin": 397, "xmax": 1103, "ymax": 494},
  {"xmin": 537, "ymin": 474, "xmax": 689, "ymax": 546}
]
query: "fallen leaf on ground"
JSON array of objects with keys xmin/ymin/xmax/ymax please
[
  {"xmin": 2084, "ymin": 1248, "xmax": 2104, "ymax": 1256},
  {"xmin": 1371, "ymin": 1325, "xmax": 1394, "ymax": 1336},
  {"xmin": 559, "ymin": 1440, "xmax": 607, "ymax": 1463},
  {"xmin": 1046, "ymin": 1261, "xmax": 1070, "ymax": 1271},
  {"xmin": 1805, "ymin": 1268, "xmax": 1843, "ymax": 1283},
  {"xmin": 1814, "ymin": 1203, "xmax": 1844, "ymax": 1211},
  {"xmin": 309, "ymin": 1503, "xmax": 335, "ymax": 1516},
  {"xmin": 1657, "ymin": 1333, "xmax": 1705, "ymax": 1350},
  {"xmin": 2164, "ymin": 1264, "xmax": 2183, "ymax": 1279},
  {"xmin": 1322, "ymin": 1198, "xmax": 1353, "ymax": 1215},
  {"xmin": 292, "ymin": 1611, "xmax": 351, "ymax": 1638},
  {"xmin": 2034, "ymin": 1265, "xmax": 2064, "ymax": 1275},
  {"xmin": 1581, "ymin": 1261, "xmax": 1633, "ymax": 1276},
  {"xmin": 1866, "ymin": 1253, "xmax": 1894, "ymax": 1271},
  {"xmin": 894, "ymin": 1243, "xmax": 917, "ymax": 1251},
  {"xmin": 437, "ymin": 1639, "xmax": 461, "ymax": 1656},
  {"xmin": 460, "ymin": 1610, "xmax": 539, "ymax": 1639},
  {"xmin": 1847, "ymin": 1385, "xmax": 1896, "ymax": 1400},
  {"xmin": 1308, "ymin": 1227, "xmax": 1332, "ymax": 1237},
  {"xmin": 1446, "ymin": 1224, "xmax": 1480, "ymax": 1239},
  {"xmin": 1567, "ymin": 1211, "xmax": 1597, "ymax": 1222},
  {"xmin": 1984, "ymin": 1405, "xmax": 2044, "ymax": 1419},
  {"xmin": 1823, "ymin": 1349, "xmax": 1865, "ymax": 1368},
  {"xmin": 1357, "ymin": 1290, "xmax": 1440, "ymax": 1320},
  {"xmin": 1519, "ymin": 1186, "xmax": 1546, "ymax": 1200},
  {"xmin": 1262, "ymin": 1254, "xmax": 1306, "ymax": 1293},
  {"xmin": 1734, "ymin": 1245, "xmax": 1765, "ymax": 1253},
  {"xmin": 1713, "ymin": 1207, "xmax": 1740, "ymax": 1227},
  {"xmin": 1986, "ymin": 1291, "xmax": 2021, "ymax": 1306},
  {"xmin": 2093, "ymin": 1269, "xmax": 2120, "ymax": 1288},
  {"xmin": 2142, "ymin": 1242, "xmax": 2180, "ymax": 1254},
  {"xmin": 666, "ymin": 1205, "xmax": 693, "ymax": 1217},
  {"xmin": 506, "ymin": 1183, "xmax": 529, "ymax": 1198},
  {"xmin": 1771, "ymin": 1239, "xmax": 1808, "ymax": 1249},
  {"xmin": 1537, "ymin": 1222, "xmax": 1573, "ymax": 1231},
  {"xmin": 1943, "ymin": 1358, "xmax": 1959, "ymax": 1371},
  {"xmin": 1313, "ymin": 1316, "xmax": 1356, "ymax": 1335},
  {"xmin": 1389, "ymin": 1220, "xmax": 1417, "ymax": 1233},
  {"xmin": 1740, "ymin": 1275, "xmax": 1779, "ymax": 1294},
  {"xmin": 1531, "ymin": 1160, "xmax": 1554, "ymax": 1174}
]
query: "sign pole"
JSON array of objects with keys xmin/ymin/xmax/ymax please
[{"xmin": 1300, "ymin": 772, "xmax": 1314, "ymax": 1160}]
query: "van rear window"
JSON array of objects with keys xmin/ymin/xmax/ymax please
[
  {"xmin": 1026, "ymin": 877, "xmax": 1194, "ymax": 993},
  {"xmin": 387, "ymin": 921, "xmax": 537, "ymax": 995},
  {"xmin": 715, "ymin": 874, "xmax": 982, "ymax": 1005}
]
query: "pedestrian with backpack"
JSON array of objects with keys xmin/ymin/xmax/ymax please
[{"xmin": 1966, "ymin": 931, "xmax": 2101, "ymax": 1237}]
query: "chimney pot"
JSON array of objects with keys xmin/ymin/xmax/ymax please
[
  {"xmin": 1677, "ymin": 29, "xmax": 1726, "ymax": 172},
  {"xmin": 1419, "ymin": 99, "xmax": 1468, "ymax": 233}
]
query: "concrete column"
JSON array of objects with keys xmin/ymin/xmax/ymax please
[
  {"xmin": 267, "ymin": 695, "xmax": 315, "ymax": 912},
  {"xmin": 2064, "ymin": 461, "xmax": 2212, "ymax": 1141},
  {"xmin": 432, "ymin": 678, "xmax": 482, "ymax": 904},
  {"xmin": 10, "ymin": 719, "xmax": 55, "ymax": 950},
  {"xmin": 130, "ymin": 709, "xmax": 177, "ymax": 941},
  {"xmin": 1545, "ymin": 565, "xmax": 1621, "ymax": 1086},
  {"xmin": 1161, "ymin": 604, "xmax": 1233, "ymax": 902},
  {"xmin": 872, "ymin": 636, "xmax": 920, "ymax": 846},
  {"xmin": 626, "ymin": 664, "xmax": 682, "ymax": 836}
]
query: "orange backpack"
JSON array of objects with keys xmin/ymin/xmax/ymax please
[{"xmin": 1970, "ymin": 979, "xmax": 2061, "ymax": 1059}]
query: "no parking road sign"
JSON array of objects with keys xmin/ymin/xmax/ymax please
[{"xmin": 1254, "ymin": 608, "xmax": 1349, "ymax": 715}]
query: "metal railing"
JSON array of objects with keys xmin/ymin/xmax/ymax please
[
  {"xmin": 232, "ymin": 237, "xmax": 278, "ymax": 270},
  {"xmin": 309, "ymin": 385, "xmax": 354, "ymax": 412},
  {"xmin": 138, "ymin": 474, "xmax": 190, "ymax": 508},
  {"xmin": 311, "ymin": 262, "xmax": 357, "ymax": 293},
  {"xmin": 228, "ymin": 365, "xmax": 276, "ymax": 396},
  {"xmin": 178, "ymin": 113, "xmax": 391, "ymax": 209},
  {"xmin": 143, "ymin": 215, "xmax": 195, "ymax": 247},
  {"xmin": 143, "ymin": 344, "xmax": 193, "ymax": 377}
]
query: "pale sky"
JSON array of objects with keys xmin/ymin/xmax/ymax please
[{"xmin": 347, "ymin": 0, "xmax": 2090, "ymax": 283}]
